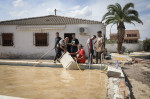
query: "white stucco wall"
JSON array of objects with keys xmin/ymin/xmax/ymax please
[
  {"xmin": 106, "ymin": 43, "xmax": 143, "ymax": 53},
  {"xmin": 0, "ymin": 24, "xmax": 105, "ymax": 58}
]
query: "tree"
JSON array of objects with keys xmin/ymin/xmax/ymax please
[
  {"xmin": 102, "ymin": 2, "xmax": 143, "ymax": 54},
  {"xmin": 143, "ymin": 38, "xmax": 150, "ymax": 52}
]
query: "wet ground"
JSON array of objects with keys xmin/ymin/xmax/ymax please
[
  {"xmin": 120, "ymin": 63, "xmax": 150, "ymax": 99},
  {"xmin": 104, "ymin": 58, "xmax": 150, "ymax": 99},
  {"xmin": 0, "ymin": 65, "xmax": 108, "ymax": 99}
]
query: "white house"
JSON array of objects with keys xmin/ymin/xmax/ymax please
[{"xmin": 0, "ymin": 15, "xmax": 105, "ymax": 59}]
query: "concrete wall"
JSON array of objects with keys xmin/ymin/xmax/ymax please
[
  {"xmin": 0, "ymin": 24, "xmax": 105, "ymax": 58},
  {"xmin": 106, "ymin": 43, "xmax": 143, "ymax": 52}
]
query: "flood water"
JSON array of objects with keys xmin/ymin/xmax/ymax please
[{"xmin": 0, "ymin": 65, "xmax": 108, "ymax": 99}]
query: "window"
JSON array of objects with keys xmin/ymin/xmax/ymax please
[
  {"xmin": 132, "ymin": 34, "xmax": 137, "ymax": 37},
  {"xmin": 35, "ymin": 33, "xmax": 48, "ymax": 46},
  {"xmin": 133, "ymin": 40, "xmax": 137, "ymax": 43},
  {"xmin": 127, "ymin": 34, "xmax": 137, "ymax": 37},
  {"xmin": 2, "ymin": 33, "xmax": 13, "ymax": 46},
  {"xmin": 127, "ymin": 34, "xmax": 131, "ymax": 37},
  {"xmin": 129, "ymin": 40, "xmax": 133, "ymax": 43},
  {"xmin": 124, "ymin": 40, "xmax": 128, "ymax": 43}
]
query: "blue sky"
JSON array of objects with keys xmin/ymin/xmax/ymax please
[{"xmin": 0, "ymin": 0, "xmax": 150, "ymax": 40}]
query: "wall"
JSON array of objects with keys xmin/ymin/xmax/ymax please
[
  {"xmin": 106, "ymin": 43, "xmax": 143, "ymax": 52},
  {"xmin": 0, "ymin": 24, "xmax": 105, "ymax": 58}
]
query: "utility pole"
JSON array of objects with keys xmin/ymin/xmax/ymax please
[{"xmin": 54, "ymin": 9, "xmax": 57, "ymax": 15}]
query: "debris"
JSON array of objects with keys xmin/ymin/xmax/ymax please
[
  {"xmin": 132, "ymin": 58, "xmax": 150, "ymax": 64},
  {"xmin": 107, "ymin": 71, "xmax": 121, "ymax": 78},
  {"xmin": 107, "ymin": 66, "xmax": 124, "ymax": 78},
  {"xmin": 124, "ymin": 61, "xmax": 132, "ymax": 65}
]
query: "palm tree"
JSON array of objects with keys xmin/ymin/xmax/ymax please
[{"xmin": 102, "ymin": 2, "xmax": 143, "ymax": 54}]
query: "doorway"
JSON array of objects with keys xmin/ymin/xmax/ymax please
[{"xmin": 64, "ymin": 33, "xmax": 75, "ymax": 52}]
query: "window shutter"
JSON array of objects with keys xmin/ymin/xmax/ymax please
[
  {"xmin": 47, "ymin": 33, "xmax": 49, "ymax": 46},
  {"xmin": 12, "ymin": 33, "xmax": 14, "ymax": 46},
  {"xmin": 0, "ymin": 34, "xmax": 2, "ymax": 45},
  {"xmin": 33, "ymin": 33, "xmax": 35, "ymax": 45}
]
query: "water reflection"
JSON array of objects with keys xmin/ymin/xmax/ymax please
[{"xmin": 60, "ymin": 69, "xmax": 74, "ymax": 84}]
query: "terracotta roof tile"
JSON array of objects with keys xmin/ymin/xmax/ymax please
[{"xmin": 0, "ymin": 15, "xmax": 102, "ymax": 25}]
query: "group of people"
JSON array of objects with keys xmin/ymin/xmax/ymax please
[{"xmin": 53, "ymin": 31, "xmax": 104, "ymax": 64}]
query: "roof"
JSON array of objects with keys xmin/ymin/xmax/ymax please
[
  {"xmin": 110, "ymin": 30, "xmax": 140, "ymax": 35},
  {"xmin": 125, "ymin": 30, "xmax": 139, "ymax": 34},
  {"xmin": 0, "ymin": 15, "xmax": 101, "ymax": 25}
]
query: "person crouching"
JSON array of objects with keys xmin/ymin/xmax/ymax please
[{"xmin": 69, "ymin": 44, "xmax": 86, "ymax": 63}]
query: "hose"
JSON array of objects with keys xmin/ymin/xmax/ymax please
[
  {"xmin": 75, "ymin": 58, "xmax": 83, "ymax": 71},
  {"xmin": 100, "ymin": 53, "xmax": 108, "ymax": 73},
  {"xmin": 88, "ymin": 53, "xmax": 92, "ymax": 69},
  {"xmin": 100, "ymin": 65, "xmax": 108, "ymax": 73}
]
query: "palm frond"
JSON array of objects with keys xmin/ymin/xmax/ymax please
[
  {"xmin": 124, "ymin": 17, "xmax": 136, "ymax": 26},
  {"xmin": 104, "ymin": 16, "xmax": 119, "ymax": 25},
  {"xmin": 126, "ymin": 10, "xmax": 139, "ymax": 17},
  {"xmin": 105, "ymin": 16, "xmax": 115, "ymax": 20},
  {"xmin": 126, "ymin": 16, "xmax": 143, "ymax": 24},
  {"xmin": 126, "ymin": 21, "xmax": 136, "ymax": 26},
  {"xmin": 102, "ymin": 2, "xmax": 143, "ymax": 27},
  {"xmin": 107, "ymin": 4, "xmax": 118, "ymax": 13},
  {"xmin": 105, "ymin": 19, "xmax": 115, "ymax": 25},
  {"xmin": 115, "ymin": 3, "xmax": 122, "ymax": 11},
  {"xmin": 115, "ymin": 3, "xmax": 123, "ymax": 18},
  {"xmin": 123, "ymin": 2, "xmax": 134, "ymax": 12},
  {"xmin": 101, "ymin": 11, "xmax": 114, "ymax": 21}
]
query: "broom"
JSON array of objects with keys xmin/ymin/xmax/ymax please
[{"xmin": 33, "ymin": 49, "xmax": 54, "ymax": 67}]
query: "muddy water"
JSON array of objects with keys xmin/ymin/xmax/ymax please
[{"xmin": 0, "ymin": 65, "xmax": 108, "ymax": 99}]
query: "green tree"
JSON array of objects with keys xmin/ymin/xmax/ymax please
[
  {"xmin": 143, "ymin": 38, "xmax": 150, "ymax": 52},
  {"xmin": 102, "ymin": 3, "xmax": 143, "ymax": 54}
]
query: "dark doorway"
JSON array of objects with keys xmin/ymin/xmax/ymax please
[{"xmin": 64, "ymin": 33, "xmax": 75, "ymax": 52}]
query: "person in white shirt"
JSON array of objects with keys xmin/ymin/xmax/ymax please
[
  {"xmin": 86, "ymin": 35, "xmax": 96, "ymax": 64},
  {"xmin": 54, "ymin": 37, "xmax": 69, "ymax": 63},
  {"xmin": 58, "ymin": 37, "xmax": 69, "ymax": 52}
]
